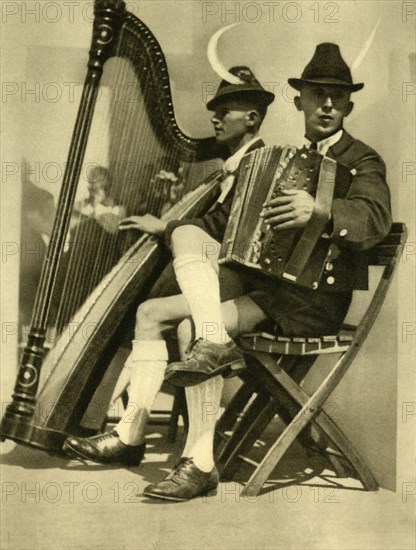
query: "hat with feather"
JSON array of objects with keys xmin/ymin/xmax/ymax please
[{"xmin": 206, "ymin": 25, "xmax": 275, "ymax": 110}]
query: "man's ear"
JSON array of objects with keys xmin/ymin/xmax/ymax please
[
  {"xmin": 294, "ymin": 95, "xmax": 302, "ymax": 112},
  {"xmin": 245, "ymin": 110, "xmax": 260, "ymax": 127},
  {"xmin": 345, "ymin": 101, "xmax": 354, "ymax": 117}
]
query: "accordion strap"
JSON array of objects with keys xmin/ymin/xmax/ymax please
[{"xmin": 283, "ymin": 156, "xmax": 337, "ymax": 283}]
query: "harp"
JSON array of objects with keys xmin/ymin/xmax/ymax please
[{"xmin": 1, "ymin": 0, "xmax": 227, "ymax": 453}]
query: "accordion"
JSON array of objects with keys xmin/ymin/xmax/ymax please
[{"xmin": 218, "ymin": 145, "xmax": 352, "ymax": 289}]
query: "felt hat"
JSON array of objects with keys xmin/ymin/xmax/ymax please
[
  {"xmin": 207, "ymin": 66, "xmax": 275, "ymax": 110},
  {"xmin": 288, "ymin": 43, "xmax": 364, "ymax": 92}
]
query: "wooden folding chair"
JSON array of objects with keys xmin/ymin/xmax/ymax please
[{"xmin": 215, "ymin": 223, "xmax": 407, "ymax": 496}]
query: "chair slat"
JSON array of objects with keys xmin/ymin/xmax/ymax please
[
  {"xmin": 338, "ymin": 335, "xmax": 354, "ymax": 343},
  {"xmin": 377, "ymin": 232, "xmax": 407, "ymax": 245},
  {"xmin": 371, "ymin": 244, "xmax": 400, "ymax": 256},
  {"xmin": 240, "ymin": 333, "xmax": 352, "ymax": 355},
  {"xmin": 390, "ymin": 222, "xmax": 406, "ymax": 232},
  {"xmin": 369, "ymin": 255, "xmax": 396, "ymax": 266}
]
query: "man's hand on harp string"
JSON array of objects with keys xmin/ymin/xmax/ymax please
[
  {"xmin": 118, "ymin": 214, "xmax": 168, "ymax": 236},
  {"xmin": 260, "ymin": 189, "xmax": 315, "ymax": 230}
]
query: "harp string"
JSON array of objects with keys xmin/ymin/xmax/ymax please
[
  {"xmin": 54, "ymin": 34, "xmax": 131, "ymax": 333},
  {"xmin": 52, "ymin": 25, "xmax": 194, "ymax": 336}
]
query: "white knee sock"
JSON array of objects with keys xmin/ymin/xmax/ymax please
[
  {"xmin": 182, "ymin": 376, "xmax": 224, "ymax": 472},
  {"xmin": 173, "ymin": 254, "xmax": 230, "ymax": 345},
  {"xmin": 110, "ymin": 352, "xmax": 134, "ymax": 406},
  {"xmin": 116, "ymin": 340, "xmax": 168, "ymax": 446}
]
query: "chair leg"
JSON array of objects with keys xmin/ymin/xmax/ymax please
[
  {"xmin": 218, "ymin": 390, "xmax": 270, "ymax": 463},
  {"xmin": 312, "ymin": 412, "xmax": 378, "ymax": 490},
  {"xmin": 167, "ymin": 388, "xmax": 187, "ymax": 443},
  {"xmin": 281, "ymin": 357, "xmax": 352, "ymax": 478},
  {"xmin": 215, "ymin": 381, "xmax": 255, "ymax": 449},
  {"xmin": 243, "ymin": 355, "xmax": 318, "ymax": 451},
  {"xmin": 241, "ymin": 352, "xmax": 379, "ymax": 496},
  {"xmin": 257, "ymin": 352, "xmax": 378, "ymax": 491},
  {"xmin": 241, "ymin": 397, "xmax": 318, "ymax": 496},
  {"xmin": 219, "ymin": 394, "xmax": 277, "ymax": 481}
]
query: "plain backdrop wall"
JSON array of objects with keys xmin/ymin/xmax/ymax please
[{"xmin": 1, "ymin": 0, "xmax": 415, "ymax": 491}]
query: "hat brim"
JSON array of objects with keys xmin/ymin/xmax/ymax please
[
  {"xmin": 288, "ymin": 77, "xmax": 364, "ymax": 92},
  {"xmin": 206, "ymin": 88, "xmax": 275, "ymax": 110}
]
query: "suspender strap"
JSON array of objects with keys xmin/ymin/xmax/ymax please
[{"xmin": 283, "ymin": 157, "xmax": 337, "ymax": 282}]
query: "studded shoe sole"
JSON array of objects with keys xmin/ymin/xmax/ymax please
[{"xmin": 165, "ymin": 339, "xmax": 245, "ymax": 387}]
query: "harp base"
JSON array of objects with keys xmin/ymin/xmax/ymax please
[{"xmin": 0, "ymin": 414, "xmax": 67, "ymax": 455}]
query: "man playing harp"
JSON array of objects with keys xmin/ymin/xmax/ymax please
[{"xmin": 63, "ymin": 67, "xmax": 274, "ymax": 467}]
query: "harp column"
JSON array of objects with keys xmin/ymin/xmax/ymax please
[{"xmin": 0, "ymin": 0, "xmax": 126, "ymax": 442}]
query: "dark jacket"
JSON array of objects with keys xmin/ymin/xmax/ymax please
[
  {"xmin": 164, "ymin": 139, "xmax": 265, "ymax": 246},
  {"xmin": 318, "ymin": 130, "xmax": 392, "ymax": 291}
]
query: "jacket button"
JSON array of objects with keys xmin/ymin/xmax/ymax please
[
  {"xmin": 327, "ymin": 276, "xmax": 335, "ymax": 285},
  {"xmin": 339, "ymin": 229, "xmax": 348, "ymax": 237},
  {"xmin": 326, "ymin": 262, "xmax": 334, "ymax": 271}
]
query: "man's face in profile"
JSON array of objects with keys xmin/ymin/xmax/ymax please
[{"xmin": 210, "ymin": 99, "xmax": 259, "ymax": 146}]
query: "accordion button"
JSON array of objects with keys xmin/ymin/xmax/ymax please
[
  {"xmin": 301, "ymin": 153, "xmax": 307, "ymax": 159},
  {"xmin": 312, "ymin": 282, "xmax": 318, "ymax": 289},
  {"xmin": 325, "ymin": 262, "xmax": 334, "ymax": 271},
  {"xmin": 326, "ymin": 276, "xmax": 335, "ymax": 285},
  {"xmin": 339, "ymin": 229, "xmax": 348, "ymax": 237},
  {"xmin": 265, "ymin": 257, "xmax": 271, "ymax": 265}
]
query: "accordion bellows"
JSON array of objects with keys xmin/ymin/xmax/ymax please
[{"xmin": 219, "ymin": 145, "xmax": 352, "ymax": 289}]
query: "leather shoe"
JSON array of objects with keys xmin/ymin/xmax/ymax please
[
  {"xmin": 63, "ymin": 430, "xmax": 145, "ymax": 466},
  {"xmin": 165, "ymin": 338, "xmax": 245, "ymax": 387},
  {"xmin": 143, "ymin": 458, "xmax": 219, "ymax": 501}
]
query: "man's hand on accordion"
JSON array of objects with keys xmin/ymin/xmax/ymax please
[{"xmin": 260, "ymin": 189, "xmax": 315, "ymax": 230}]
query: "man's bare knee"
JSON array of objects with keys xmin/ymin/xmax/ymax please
[
  {"xmin": 136, "ymin": 300, "xmax": 164, "ymax": 335},
  {"xmin": 171, "ymin": 225, "xmax": 202, "ymax": 241},
  {"xmin": 171, "ymin": 226, "xmax": 220, "ymax": 271},
  {"xmin": 171, "ymin": 225, "xmax": 200, "ymax": 255}
]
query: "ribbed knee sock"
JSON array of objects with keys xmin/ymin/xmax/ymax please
[
  {"xmin": 182, "ymin": 376, "xmax": 224, "ymax": 472},
  {"xmin": 173, "ymin": 254, "xmax": 230, "ymax": 344},
  {"xmin": 116, "ymin": 340, "xmax": 168, "ymax": 446}
]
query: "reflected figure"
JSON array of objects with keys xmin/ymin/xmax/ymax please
[
  {"xmin": 73, "ymin": 165, "xmax": 126, "ymax": 234},
  {"xmin": 53, "ymin": 166, "xmax": 127, "ymax": 332},
  {"xmin": 151, "ymin": 167, "xmax": 186, "ymax": 216}
]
